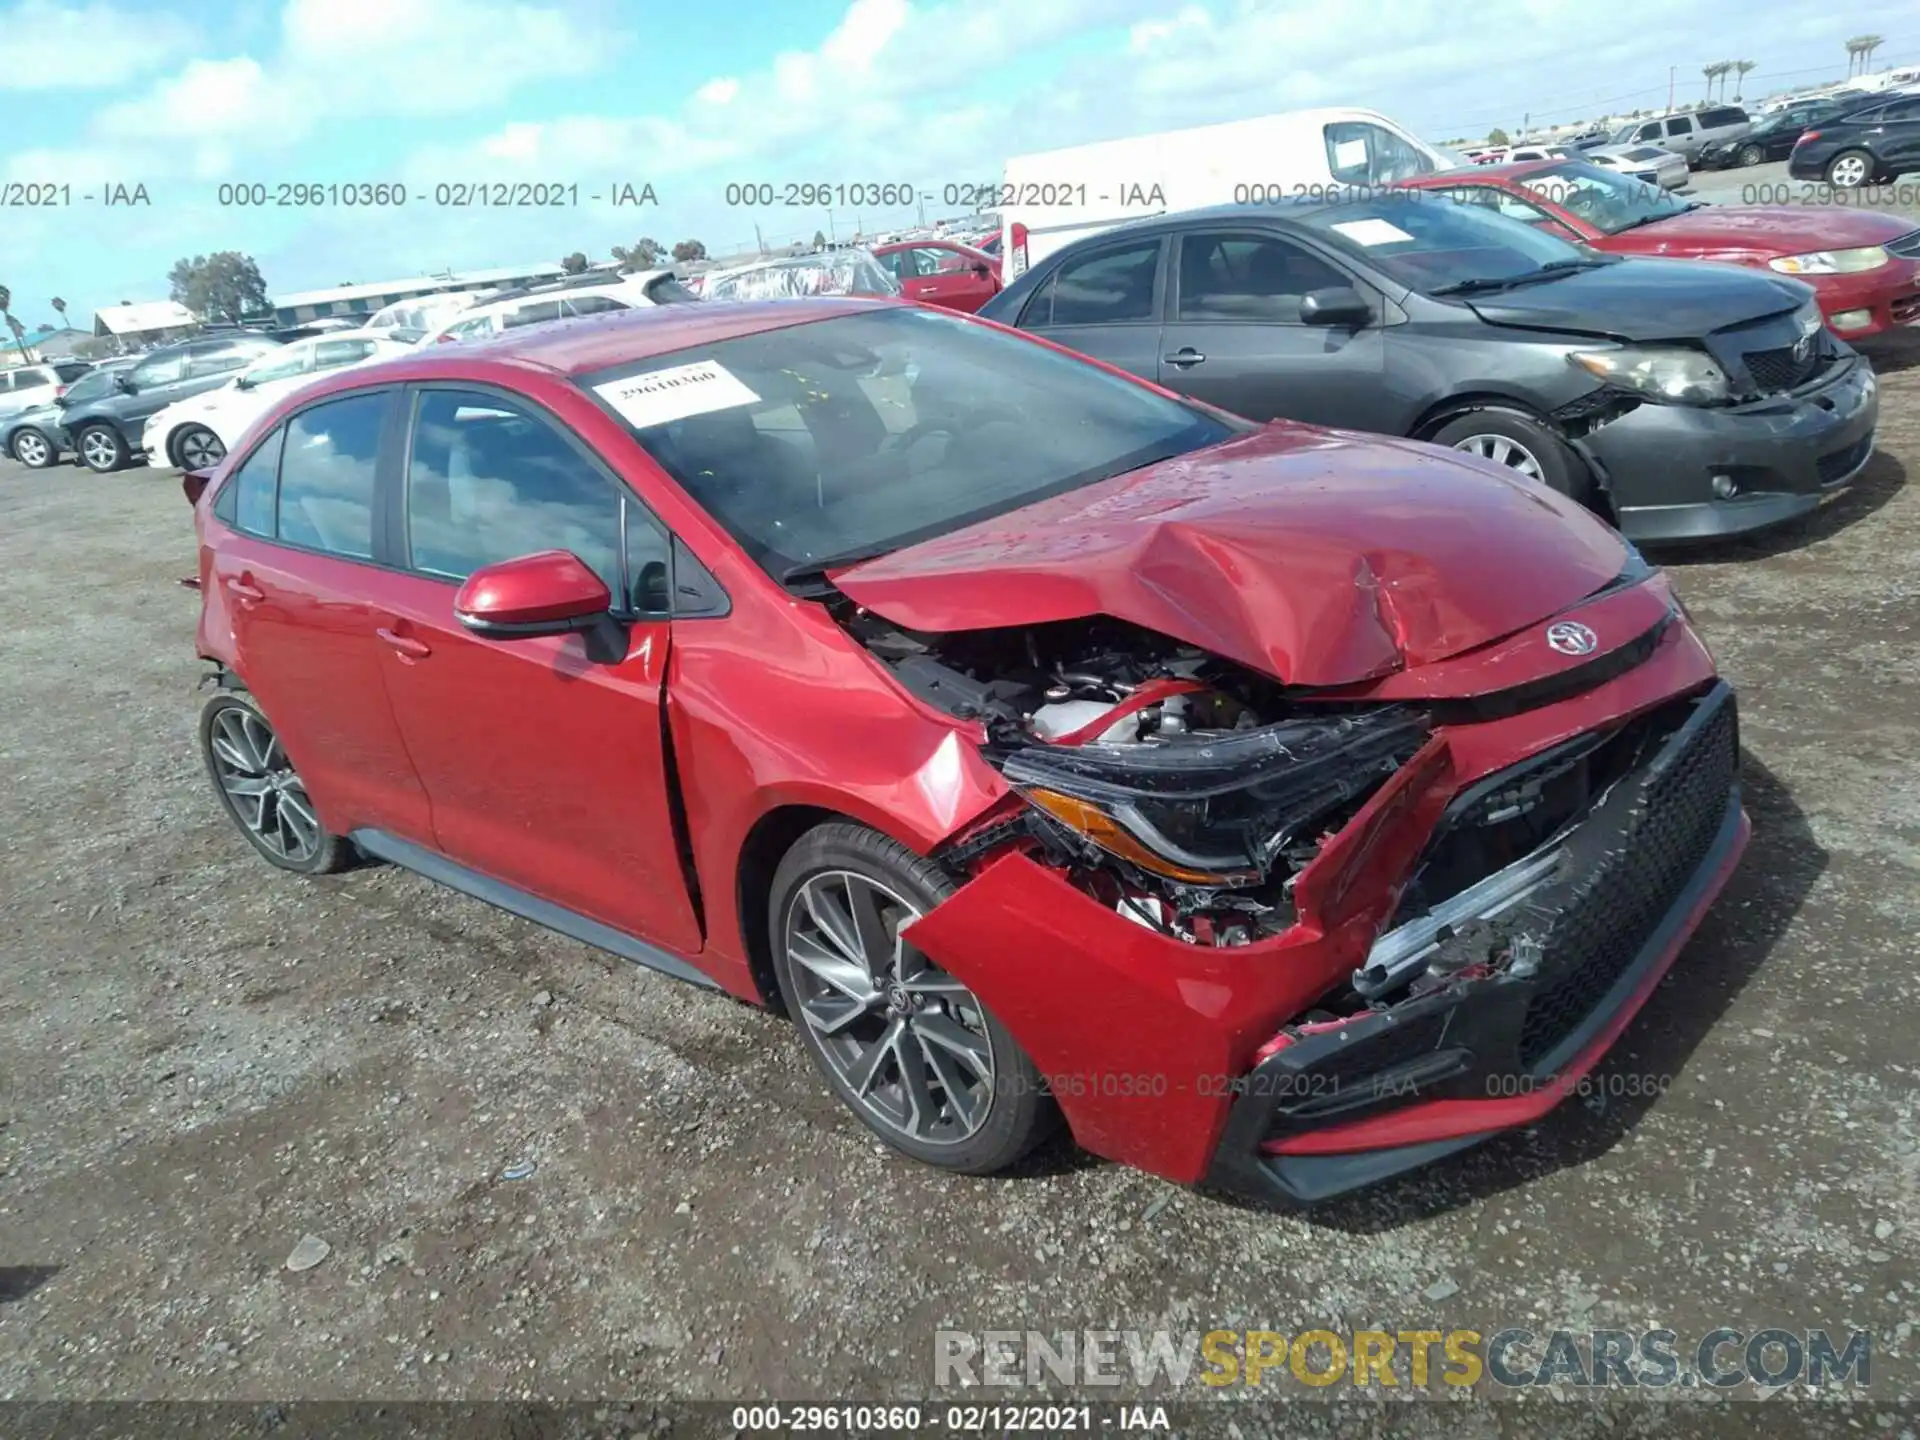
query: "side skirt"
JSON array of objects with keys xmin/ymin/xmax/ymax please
[{"xmin": 348, "ymin": 828, "xmax": 720, "ymax": 991}]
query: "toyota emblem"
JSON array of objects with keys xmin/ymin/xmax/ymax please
[{"xmin": 1546, "ymin": 621, "xmax": 1598, "ymax": 656}]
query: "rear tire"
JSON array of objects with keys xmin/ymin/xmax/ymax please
[
  {"xmin": 10, "ymin": 428, "xmax": 55, "ymax": 468},
  {"xmin": 199, "ymin": 691, "xmax": 350, "ymax": 875},
  {"xmin": 77, "ymin": 423, "xmax": 129, "ymax": 473},
  {"xmin": 1826, "ymin": 149, "xmax": 1875, "ymax": 187},
  {"xmin": 768, "ymin": 821, "xmax": 1057, "ymax": 1174},
  {"xmin": 1428, "ymin": 408, "xmax": 1593, "ymax": 505}
]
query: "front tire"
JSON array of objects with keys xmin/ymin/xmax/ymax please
[
  {"xmin": 1428, "ymin": 407, "xmax": 1593, "ymax": 505},
  {"xmin": 1737, "ymin": 142, "xmax": 1765, "ymax": 168},
  {"xmin": 1826, "ymin": 149, "xmax": 1874, "ymax": 187},
  {"xmin": 172, "ymin": 424, "xmax": 226, "ymax": 471},
  {"xmin": 11, "ymin": 428, "xmax": 55, "ymax": 468},
  {"xmin": 768, "ymin": 822, "xmax": 1056, "ymax": 1174},
  {"xmin": 77, "ymin": 423, "xmax": 129, "ymax": 473},
  {"xmin": 199, "ymin": 691, "xmax": 349, "ymax": 875}
]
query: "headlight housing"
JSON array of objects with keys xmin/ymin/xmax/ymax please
[
  {"xmin": 1768, "ymin": 246, "xmax": 1890, "ymax": 275},
  {"xmin": 1568, "ymin": 346, "xmax": 1731, "ymax": 405}
]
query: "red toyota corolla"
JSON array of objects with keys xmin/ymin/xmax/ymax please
[
  {"xmin": 185, "ymin": 298, "xmax": 1747, "ymax": 1203},
  {"xmin": 1407, "ymin": 158, "xmax": 1920, "ymax": 339}
]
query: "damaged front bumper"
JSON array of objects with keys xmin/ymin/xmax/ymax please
[
  {"xmin": 1208, "ymin": 681, "xmax": 1746, "ymax": 1203},
  {"xmin": 902, "ymin": 622, "xmax": 1747, "ymax": 1201}
]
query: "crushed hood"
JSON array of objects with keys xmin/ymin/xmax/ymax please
[
  {"xmin": 831, "ymin": 424, "xmax": 1629, "ymax": 688},
  {"xmin": 1465, "ymin": 257, "xmax": 1805, "ymax": 341}
]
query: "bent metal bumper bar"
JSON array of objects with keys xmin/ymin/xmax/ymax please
[{"xmin": 1205, "ymin": 681, "xmax": 1746, "ymax": 1204}]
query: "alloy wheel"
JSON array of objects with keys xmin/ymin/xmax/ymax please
[
  {"xmin": 12, "ymin": 432, "xmax": 48, "ymax": 466},
  {"xmin": 784, "ymin": 870, "xmax": 996, "ymax": 1145},
  {"xmin": 1739, "ymin": 144, "xmax": 1764, "ymax": 167},
  {"xmin": 1829, "ymin": 154, "xmax": 1870, "ymax": 187},
  {"xmin": 80, "ymin": 429, "xmax": 118, "ymax": 470},
  {"xmin": 206, "ymin": 704, "xmax": 323, "ymax": 863},
  {"xmin": 1453, "ymin": 432, "xmax": 1544, "ymax": 481},
  {"xmin": 178, "ymin": 426, "xmax": 226, "ymax": 469}
]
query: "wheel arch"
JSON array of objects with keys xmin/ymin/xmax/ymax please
[
  {"xmin": 730, "ymin": 792, "xmax": 965, "ymax": 1015},
  {"xmin": 1408, "ymin": 390, "xmax": 1554, "ymax": 441}
]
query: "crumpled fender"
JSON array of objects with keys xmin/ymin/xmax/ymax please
[{"xmin": 901, "ymin": 736, "xmax": 1456, "ymax": 1183}]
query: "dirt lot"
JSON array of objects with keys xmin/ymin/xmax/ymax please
[{"xmin": 1, "ymin": 334, "xmax": 1917, "ymax": 1427}]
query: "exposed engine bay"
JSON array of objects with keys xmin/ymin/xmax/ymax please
[
  {"xmin": 834, "ymin": 604, "xmax": 1433, "ymax": 948},
  {"xmin": 829, "ymin": 596, "xmax": 1708, "ymax": 1049}
]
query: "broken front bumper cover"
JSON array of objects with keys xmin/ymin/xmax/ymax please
[{"xmin": 1206, "ymin": 681, "xmax": 1746, "ymax": 1203}]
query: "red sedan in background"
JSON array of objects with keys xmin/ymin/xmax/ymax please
[
  {"xmin": 871, "ymin": 238, "xmax": 1004, "ymax": 311},
  {"xmin": 183, "ymin": 299, "xmax": 1744, "ymax": 1203},
  {"xmin": 1407, "ymin": 159, "xmax": 1920, "ymax": 338}
]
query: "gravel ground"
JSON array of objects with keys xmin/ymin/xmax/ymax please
[{"xmin": 1, "ymin": 332, "xmax": 1917, "ymax": 1429}]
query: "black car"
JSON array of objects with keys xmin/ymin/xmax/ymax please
[
  {"xmin": 1, "ymin": 358, "xmax": 137, "ymax": 468},
  {"xmin": 1699, "ymin": 99, "xmax": 1852, "ymax": 169},
  {"xmin": 977, "ymin": 196, "xmax": 1877, "ymax": 544},
  {"xmin": 1788, "ymin": 91, "xmax": 1920, "ymax": 187},
  {"xmin": 60, "ymin": 332, "xmax": 284, "ymax": 473}
]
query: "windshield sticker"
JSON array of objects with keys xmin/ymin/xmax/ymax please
[
  {"xmin": 593, "ymin": 360, "xmax": 761, "ymax": 429},
  {"xmin": 1329, "ymin": 218, "xmax": 1414, "ymax": 246},
  {"xmin": 1333, "ymin": 138, "xmax": 1370, "ymax": 169}
]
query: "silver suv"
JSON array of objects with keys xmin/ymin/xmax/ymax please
[
  {"xmin": 1612, "ymin": 105, "xmax": 1751, "ymax": 160},
  {"xmin": 0, "ymin": 360, "xmax": 90, "ymax": 421}
]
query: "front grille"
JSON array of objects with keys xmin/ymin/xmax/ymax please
[
  {"xmin": 1516, "ymin": 691, "xmax": 1737, "ymax": 1070},
  {"xmin": 1887, "ymin": 228, "xmax": 1920, "ymax": 259},
  {"xmin": 1894, "ymin": 293, "xmax": 1920, "ymax": 324},
  {"xmin": 1818, "ymin": 433, "xmax": 1874, "ymax": 484},
  {"xmin": 1744, "ymin": 343, "xmax": 1822, "ymax": 393}
]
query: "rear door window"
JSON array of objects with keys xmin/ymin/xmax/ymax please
[
  {"xmin": 1033, "ymin": 239, "xmax": 1162, "ymax": 326},
  {"xmin": 274, "ymin": 392, "xmax": 389, "ymax": 559},
  {"xmin": 1664, "ymin": 117, "xmax": 1695, "ymax": 137},
  {"xmin": 223, "ymin": 425, "xmax": 285, "ymax": 536},
  {"xmin": 502, "ymin": 300, "xmax": 565, "ymax": 330}
]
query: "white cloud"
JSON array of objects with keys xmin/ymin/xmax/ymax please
[
  {"xmin": 0, "ymin": 0, "xmax": 199, "ymax": 90},
  {"xmin": 696, "ymin": 77, "xmax": 741, "ymax": 105}
]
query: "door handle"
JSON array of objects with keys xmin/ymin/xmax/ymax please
[
  {"xmin": 1163, "ymin": 348, "xmax": 1206, "ymax": 367},
  {"xmin": 376, "ymin": 627, "xmax": 431, "ymax": 660},
  {"xmin": 225, "ymin": 577, "xmax": 265, "ymax": 604}
]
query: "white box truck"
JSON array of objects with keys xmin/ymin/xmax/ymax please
[{"xmin": 999, "ymin": 108, "xmax": 1456, "ymax": 277}]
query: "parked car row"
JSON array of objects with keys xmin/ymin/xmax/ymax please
[{"xmin": 24, "ymin": 97, "xmax": 1900, "ymax": 1206}]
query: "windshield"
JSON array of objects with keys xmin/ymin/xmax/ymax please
[
  {"xmin": 580, "ymin": 307, "xmax": 1235, "ymax": 577},
  {"xmin": 1515, "ymin": 160, "xmax": 1693, "ymax": 233},
  {"xmin": 704, "ymin": 252, "xmax": 902, "ymax": 303},
  {"xmin": 1294, "ymin": 193, "xmax": 1595, "ymax": 292}
]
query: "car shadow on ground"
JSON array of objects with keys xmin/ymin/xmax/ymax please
[
  {"xmin": 0, "ymin": 1266, "xmax": 61, "ymax": 1305},
  {"xmin": 1856, "ymin": 331, "xmax": 1920, "ymax": 377},
  {"xmin": 1194, "ymin": 754, "xmax": 1822, "ymax": 1231},
  {"xmin": 1646, "ymin": 452, "xmax": 1907, "ymax": 566}
]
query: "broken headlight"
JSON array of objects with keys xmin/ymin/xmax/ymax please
[{"xmin": 1002, "ymin": 709, "xmax": 1431, "ymax": 889}]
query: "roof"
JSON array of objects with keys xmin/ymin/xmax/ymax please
[
  {"xmin": 95, "ymin": 300, "xmax": 196, "ymax": 334},
  {"xmin": 273, "ymin": 264, "xmax": 568, "ymax": 309},
  {"xmin": 380, "ymin": 297, "xmax": 887, "ymax": 379}
]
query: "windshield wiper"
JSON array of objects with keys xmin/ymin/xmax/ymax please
[
  {"xmin": 780, "ymin": 545, "xmax": 897, "ymax": 591},
  {"xmin": 1608, "ymin": 205, "xmax": 1700, "ymax": 233},
  {"xmin": 1429, "ymin": 257, "xmax": 1610, "ymax": 296}
]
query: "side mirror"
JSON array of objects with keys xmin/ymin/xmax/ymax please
[
  {"xmin": 115, "ymin": 373, "xmax": 137, "ymax": 393},
  {"xmin": 1299, "ymin": 286, "xmax": 1372, "ymax": 328},
  {"xmin": 233, "ymin": 375, "xmax": 255, "ymax": 391},
  {"xmin": 971, "ymin": 262, "xmax": 992, "ymax": 279},
  {"xmin": 453, "ymin": 550, "xmax": 612, "ymax": 639}
]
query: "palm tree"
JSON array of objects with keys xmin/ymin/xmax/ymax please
[
  {"xmin": 1859, "ymin": 33, "xmax": 1885, "ymax": 74},
  {"xmin": 1732, "ymin": 60, "xmax": 1755, "ymax": 99},
  {"xmin": 1702, "ymin": 63, "xmax": 1718, "ymax": 101}
]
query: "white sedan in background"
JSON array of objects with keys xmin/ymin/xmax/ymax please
[
  {"xmin": 143, "ymin": 333, "xmax": 411, "ymax": 469},
  {"xmin": 418, "ymin": 271, "xmax": 699, "ymax": 345},
  {"xmin": 1585, "ymin": 144, "xmax": 1690, "ymax": 190}
]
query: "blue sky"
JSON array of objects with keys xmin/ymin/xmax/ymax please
[{"xmin": 3, "ymin": 0, "xmax": 1918, "ymax": 328}]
